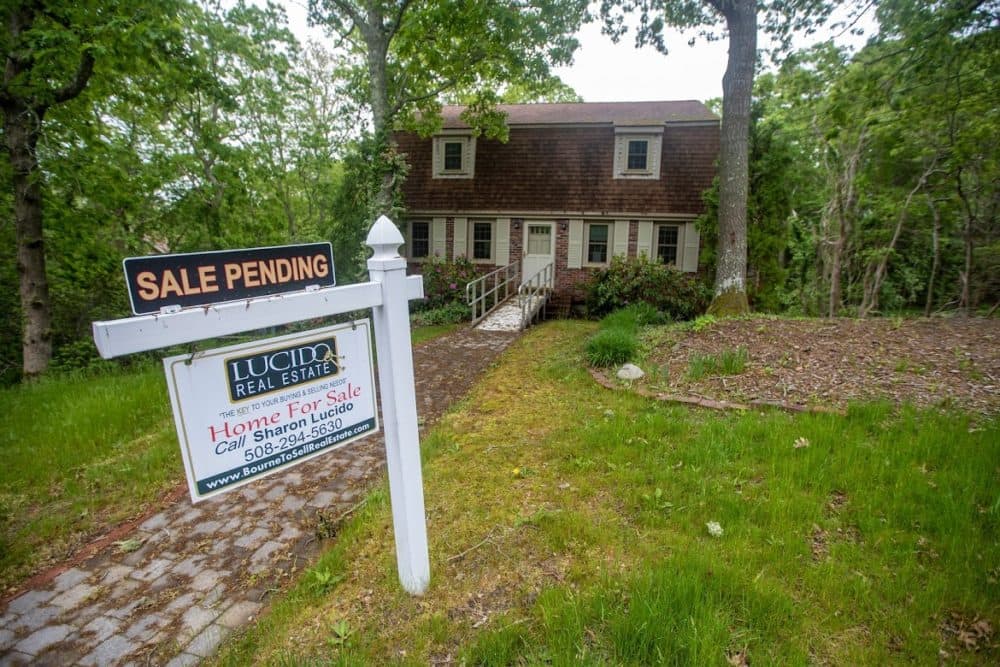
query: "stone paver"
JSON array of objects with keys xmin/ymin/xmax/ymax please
[{"xmin": 0, "ymin": 326, "xmax": 518, "ymax": 665}]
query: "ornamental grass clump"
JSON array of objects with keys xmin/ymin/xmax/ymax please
[
  {"xmin": 586, "ymin": 327, "xmax": 638, "ymax": 367},
  {"xmin": 585, "ymin": 305, "xmax": 650, "ymax": 367}
]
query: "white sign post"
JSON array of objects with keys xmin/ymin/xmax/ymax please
[{"xmin": 92, "ymin": 216, "xmax": 430, "ymax": 595}]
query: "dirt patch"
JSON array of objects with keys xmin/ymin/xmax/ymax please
[{"xmin": 642, "ymin": 317, "xmax": 1000, "ymax": 415}]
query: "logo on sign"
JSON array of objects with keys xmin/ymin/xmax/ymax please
[{"xmin": 225, "ymin": 336, "xmax": 341, "ymax": 402}]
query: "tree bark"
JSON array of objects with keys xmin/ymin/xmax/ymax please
[
  {"xmin": 359, "ymin": 4, "xmax": 396, "ymax": 218},
  {"xmin": 924, "ymin": 195, "xmax": 940, "ymax": 317},
  {"xmin": 2, "ymin": 5, "xmax": 95, "ymax": 378},
  {"xmin": 706, "ymin": 0, "xmax": 755, "ymax": 316},
  {"xmin": 4, "ymin": 106, "xmax": 52, "ymax": 378},
  {"xmin": 955, "ymin": 165, "xmax": 975, "ymax": 316}
]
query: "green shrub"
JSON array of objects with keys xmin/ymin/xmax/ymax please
[
  {"xmin": 410, "ymin": 301, "xmax": 471, "ymax": 326},
  {"xmin": 418, "ymin": 256, "xmax": 480, "ymax": 310},
  {"xmin": 599, "ymin": 302, "xmax": 663, "ymax": 330},
  {"xmin": 586, "ymin": 328, "xmax": 638, "ymax": 367},
  {"xmin": 585, "ymin": 255, "xmax": 710, "ymax": 321}
]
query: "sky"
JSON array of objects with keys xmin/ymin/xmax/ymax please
[{"xmin": 277, "ymin": 1, "xmax": 876, "ymax": 104}]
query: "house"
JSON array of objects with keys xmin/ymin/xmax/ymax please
[{"xmin": 395, "ymin": 100, "xmax": 720, "ymax": 308}]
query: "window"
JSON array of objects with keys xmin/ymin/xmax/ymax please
[
  {"xmin": 407, "ymin": 220, "xmax": 430, "ymax": 260},
  {"xmin": 613, "ymin": 128, "xmax": 662, "ymax": 179},
  {"xmin": 526, "ymin": 225, "xmax": 552, "ymax": 255},
  {"xmin": 470, "ymin": 219, "xmax": 493, "ymax": 262},
  {"xmin": 627, "ymin": 140, "xmax": 648, "ymax": 170},
  {"xmin": 433, "ymin": 135, "xmax": 476, "ymax": 179},
  {"xmin": 585, "ymin": 223, "xmax": 610, "ymax": 265},
  {"xmin": 656, "ymin": 225, "xmax": 679, "ymax": 265},
  {"xmin": 443, "ymin": 142, "xmax": 463, "ymax": 171}
]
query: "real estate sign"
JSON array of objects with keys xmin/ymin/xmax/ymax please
[
  {"xmin": 123, "ymin": 242, "xmax": 335, "ymax": 315},
  {"xmin": 164, "ymin": 320, "xmax": 378, "ymax": 502}
]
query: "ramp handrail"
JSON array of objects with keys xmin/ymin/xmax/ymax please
[
  {"xmin": 466, "ymin": 260, "xmax": 521, "ymax": 325},
  {"xmin": 518, "ymin": 261, "xmax": 554, "ymax": 330}
]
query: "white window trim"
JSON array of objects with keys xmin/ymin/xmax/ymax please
[
  {"xmin": 467, "ymin": 218, "xmax": 496, "ymax": 264},
  {"xmin": 583, "ymin": 222, "xmax": 613, "ymax": 268},
  {"xmin": 404, "ymin": 219, "xmax": 432, "ymax": 261},
  {"xmin": 613, "ymin": 126, "xmax": 663, "ymax": 180},
  {"xmin": 432, "ymin": 133, "xmax": 476, "ymax": 179}
]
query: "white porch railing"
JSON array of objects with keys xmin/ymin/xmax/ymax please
[
  {"xmin": 466, "ymin": 260, "xmax": 521, "ymax": 325},
  {"xmin": 518, "ymin": 261, "xmax": 554, "ymax": 330}
]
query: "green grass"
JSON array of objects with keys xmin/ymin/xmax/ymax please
[
  {"xmin": 411, "ymin": 322, "xmax": 461, "ymax": 345},
  {"xmin": 0, "ymin": 365, "xmax": 180, "ymax": 591},
  {"xmin": 213, "ymin": 321, "xmax": 1000, "ymax": 666},
  {"xmin": 0, "ymin": 322, "xmax": 459, "ymax": 593},
  {"xmin": 688, "ymin": 345, "xmax": 749, "ymax": 379}
]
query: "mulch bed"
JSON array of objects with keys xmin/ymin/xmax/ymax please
[{"xmin": 629, "ymin": 317, "xmax": 999, "ymax": 416}]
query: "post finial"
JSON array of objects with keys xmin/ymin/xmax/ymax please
[{"xmin": 366, "ymin": 215, "xmax": 405, "ymax": 261}]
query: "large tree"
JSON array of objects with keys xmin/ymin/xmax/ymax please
[
  {"xmin": 1, "ymin": 0, "xmax": 184, "ymax": 377},
  {"xmin": 600, "ymin": 0, "xmax": 840, "ymax": 315},
  {"xmin": 308, "ymin": 0, "xmax": 586, "ymax": 218}
]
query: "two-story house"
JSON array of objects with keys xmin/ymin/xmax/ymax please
[{"xmin": 396, "ymin": 100, "xmax": 720, "ymax": 306}]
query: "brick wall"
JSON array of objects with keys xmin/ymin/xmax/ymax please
[{"xmin": 397, "ymin": 124, "xmax": 719, "ymax": 215}]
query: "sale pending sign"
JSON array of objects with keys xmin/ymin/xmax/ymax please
[{"xmin": 164, "ymin": 321, "xmax": 379, "ymax": 502}]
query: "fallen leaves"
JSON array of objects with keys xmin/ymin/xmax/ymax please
[{"xmin": 940, "ymin": 611, "xmax": 995, "ymax": 655}]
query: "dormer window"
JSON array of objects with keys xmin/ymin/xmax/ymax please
[
  {"xmin": 627, "ymin": 140, "xmax": 648, "ymax": 170},
  {"xmin": 443, "ymin": 142, "xmax": 463, "ymax": 170},
  {"xmin": 614, "ymin": 126, "xmax": 663, "ymax": 179},
  {"xmin": 433, "ymin": 134, "xmax": 476, "ymax": 179}
]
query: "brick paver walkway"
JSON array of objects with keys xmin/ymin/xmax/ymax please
[{"xmin": 0, "ymin": 327, "xmax": 518, "ymax": 666}]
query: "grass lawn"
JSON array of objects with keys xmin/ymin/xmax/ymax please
[
  {"xmin": 0, "ymin": 364, "xmax": 180, "ymax": 593},
  {"xmin": 215, "ymin": 320, "xmax": 999, "ymax": 666},
  {"xmin": 0, "ymin": 322, "xmax": 457, "ymax": 594}
]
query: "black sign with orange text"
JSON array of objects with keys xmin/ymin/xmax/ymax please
[{"xmin": 123, "ymin": 243, "xmax": 335, "ymax": 315}]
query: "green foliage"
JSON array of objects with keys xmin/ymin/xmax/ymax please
[
  {"xmin": 586, "ymin": 328, "xmax": 638, "ymax": 367},
  {"xmin": 0, "ymin": 365, "xmax": 177, "ymax": 590},
  {"xmin": 217, "ymin": 321, "xmax": 1000, "ymax": 664},
  {"xmin": 410, "ymin": 302, "xmax": 471, "ymax": 327},
  {"xmin": 599, "ymin": 302, "xmax": 662, "ymax": 329},
  {"xmin": 418, "ymin": 256, "xmax": 480, "ymax": 310},
  {"xmin": 690, "ymin": 314, "xmax": 718, "ymax": 332},
  {"xmin": 584, "ymin": 304, "xmax": 656, "ymax": 367},
  {"xmin": 586, "ymin": 255, "xmax": 710, "ymax": 321},
  {"xmin": 687, "ymin": 346, "xmax": 749, "ymax": 379}
]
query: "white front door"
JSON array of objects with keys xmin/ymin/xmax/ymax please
[{"xmin": 523, "ymin": 222, "xmax": 555, "ymax": 284}]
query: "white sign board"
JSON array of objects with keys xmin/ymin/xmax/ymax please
[{"xmin": 164, "ymin": 320, "xmax": 379, "ymax": 502}]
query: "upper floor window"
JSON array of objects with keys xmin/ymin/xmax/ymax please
[
  {"xmin": 406, "ymin": 220, "xmax": 431, "ymax": 260},
  {"xmin": 627, "ymin": 140, "xmax": 648, "ymax": 170},
  {"xmin": 656, "ymin": 224, "xmax": 679, "ymax": 266},
  {"xmin": 433, "ymin": 134, "xmax": 476, "ymax": 179},
  {"xmin": 614, "ymin": 127, "xmax": 662, "ymax": 180}
]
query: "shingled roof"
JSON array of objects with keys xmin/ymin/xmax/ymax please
[{"xmin": 439, "ymin": 100, "xmax": 717, "ymax": 127}]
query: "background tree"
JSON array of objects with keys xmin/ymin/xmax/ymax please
[
  {"xmin": 1, "ymin": 0, "xmax": 186, "ymax": 377},
  {"xmin": 308, "ymin": 0, "xmax": 587, "ymax": 218},
  {"xmin": 600, "ymin": 0, "xmax": 842, "ymax": 315}
]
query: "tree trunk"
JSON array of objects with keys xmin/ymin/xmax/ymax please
[
  {"xmin": 955, "ymin": 166, "xmax": 975, "ymax": 316},
  {"xmin": 924, "ymin": 195, "xmax": 940, "ymax": 317},
  {"xmin": 5, "ymin": 107, "xmax": 52, "ymax": 378},
  {"xmin": 827, "ymin": 211, "xmax": 845, "ymax": 318},
  {"xmin": 706, "ymin": 0, "xmax": 755, "ymax": 316},
  {"xmin": 361, "ymin": 10, "xmax": 395, "ymax": 218}
]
